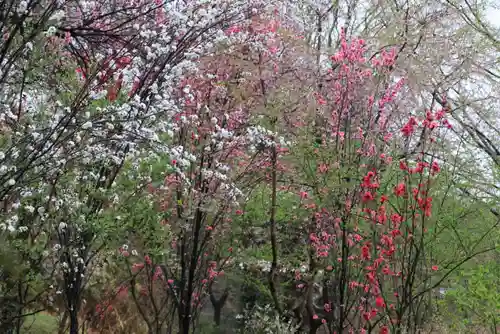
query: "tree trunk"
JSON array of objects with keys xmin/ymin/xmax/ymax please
[
  {"xmin": 69, "ymin": 310, "xmax": 79, "ymax": 334},
  {"xmin": 210, "ymin": 286, "xmax": 229, "ymax": 328},
  {"xmin": 214, "ymin": 305, "xmax": 222, "ymax": 326},
  {"xmin": 180, "ymin": 314, "xmax": 190, "ymax": 334}
]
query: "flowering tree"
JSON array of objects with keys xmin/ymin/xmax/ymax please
[
  {"xmin": 0, "ymin": 0, "xmax": 269, "ymax": 332},
  {"xmin": 0, "ymin": 0, "xmax": 498, "ymax": 334},
  {"xmin": 104, "ymin": 9, "xmax": 310, "ymax": 333},
  {"xmin": 237, "ymin": 26, "xmax": 498, "ymax": 333}
]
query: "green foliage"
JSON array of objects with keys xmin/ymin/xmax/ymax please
[
  {"xmin": 20, "ymin": 312, "xmax": 58, "ymax": 334},
  {"xmin": 437, "ymin": 260, "xmax": 500, "ymax": 332}
]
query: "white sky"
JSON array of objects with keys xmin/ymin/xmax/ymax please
[{"xmin": 486, "ymin": 7, "xmax": 500, "ymax": 27}]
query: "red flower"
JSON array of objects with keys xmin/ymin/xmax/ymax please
[
  {"xmin": 431, "ymin": 161, "xmax": 440, "ymax": 174},
  {"xmin": 401, "ymin": 117, "xmax": 417, "ymax": 137},
  {"xmin": 376, "ymin": 296, "xmax": 385, "ymax": 308},
  {"xmin": 393, "ymin": 183, "xmax": 406, "ymax": 197},
  {"xmin": 442, "ymin": 119, "xmax": 452, "ymax": 129},
  {"xmin": 431, "ymin": 265, "xmax": 438, "ymax": 271},
  {"xmin": 362, "ymin": 191, "xmax": 374, "ymax": 202},
  {"xmin": 391, "ymin": 213, "xmax": 403, "ymax": 225},
  {"xmin": 380, "ymin": 194, "xmax": 389, "ymax": 203},
  {"xmin": 377, "ymin": 205, "xmax": 387, "ymax": 224},
  {"xmin": 418, "ymin": 197, "xmax": 433, "ymax": 217},
  {"xmin": 379, "ymin": 325, "xmax": 389, "ymax": 334},
  {"xmin": 411, "ymin": 161, "xmax": 428, "ymax": 174},
  {"xmin": 391, "ymin": 229, "xmax": 401, "ymax": 237},
  {"xmin": 362, "ymin": 171, "xmax": 378, "ymax": 188},
  {"xmin": 361, "ymin": 245, "xmax": 371, "ymax": 260}
]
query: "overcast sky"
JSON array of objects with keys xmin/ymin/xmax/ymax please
[{"xmin": 486, "ymin": 6, "xmax": 500, "ymax": 27}]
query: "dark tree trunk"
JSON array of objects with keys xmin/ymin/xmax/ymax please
[
  {"xmin": 214, "ymin": 305, "xmax": 222, "ymax": 326},
  {"xmin": 210, "ymin": 286, "xmax": 229, "ymax": 328},
  {"xmin": 69, "ymin": 310, "xmax": 79, "ymax": 334}
]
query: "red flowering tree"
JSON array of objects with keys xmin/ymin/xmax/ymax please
[{"xmin": 253, "ymin": 26, "xmax": 498, "ymax": 333}]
